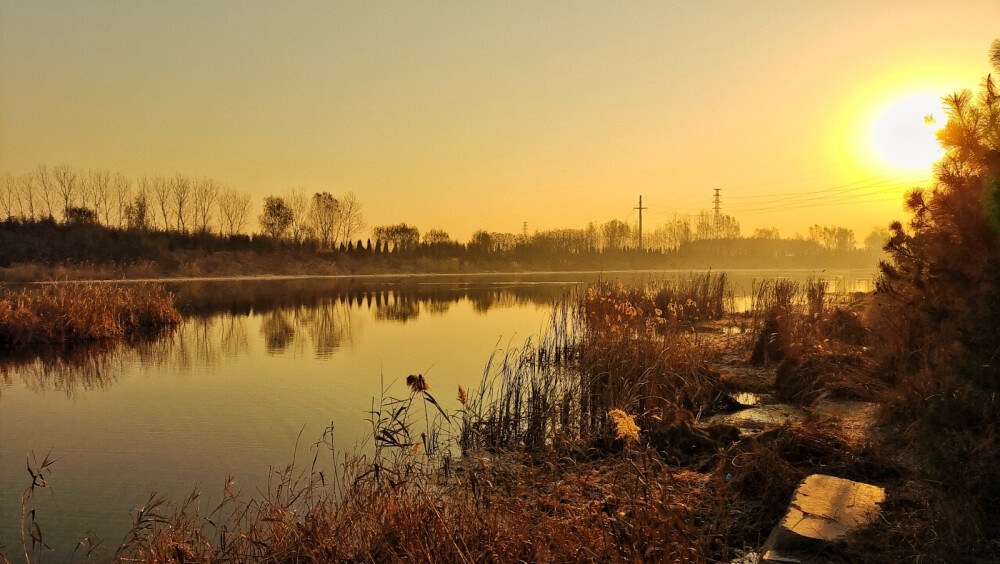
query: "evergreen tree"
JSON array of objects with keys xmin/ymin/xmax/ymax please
[{"xmin": 877, "ymin": 40, "xmax": 1000, "ymax": 542}]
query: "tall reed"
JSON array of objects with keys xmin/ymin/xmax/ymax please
[
  {"xmin": 0, "ymin": 283, "xmax": 181, "ymax": 345},
  {"xmin": 464, "ymin": 273, "xmax": 731, "ymax": 452}
]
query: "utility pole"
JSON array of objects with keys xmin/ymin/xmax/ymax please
[
  {"xmin": 712, "ymin": 188, "xmax": 722, "ymax": 239},
  {"xmin": 634, "ymin": 195, "xmax": 647, "ymax": 251}
]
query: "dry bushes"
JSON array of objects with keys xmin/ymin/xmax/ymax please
[
  {"xmin": 744, "ymin": 278, "xmax": 879, "ymax": 406},
  {"xmin": 845, "ymin": 479, "xmax": 1000, "ymax": 563},
  {"xmin": 461, "ymin": 275, "xmax": 732, "ymax": 455},
  {"xmin": 578, "ymin": 278, "xmax": 728, "ymax": 435},
  {"xmin": 114, "ymin": 451, "xmax": 716, "ymax": 562},
  {"xmin": 0, "ymin": 283, "xmax": 180, "ymax": 345}
]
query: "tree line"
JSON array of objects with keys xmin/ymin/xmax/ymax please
[
  {"xmin": 0, "ymin": 165, "xmax": 365, "ymax": 249},
  {"xmin": 1, "ymin": 164, "xmax": 889, "ymax": 273}
]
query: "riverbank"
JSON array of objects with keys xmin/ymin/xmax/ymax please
[
  {"xmin": 4, "ymin": 274, "xmax": 990, "ymax": 562},
  {"xmin": 96, "ymin": 275, "xmax": 975, "ymax": 562}
]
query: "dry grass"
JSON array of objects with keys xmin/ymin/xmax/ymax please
[
  {"xmin": 106, "ymin": 400, "xmax": 889, "ymax": 564},
  {"xmin": 106, "ymin": 381, "xmax": 723, "ymax": 563},
  {"xmin": 111, "ymin": 450, "xmax": 718, "ymax": 563},
  {"xmin": 461, "ymin": 275, "xmax": 731, "ymax": 455},
  {"xmin": 741, "ymin": 278, "xmax": 881, "ymax": 405},
  {"xmin": 0, "ymin": 283, "xmax": 181, "ymax": 345}
]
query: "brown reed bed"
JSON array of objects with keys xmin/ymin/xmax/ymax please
[
  {"xmin": 0, "ymin": 283, "xmax": 181, "ymax": 346},
  {"xmin": 461, "ymin": 274, "xmax": 733, "ymax": 455},
  {"xmin": 105, "ymin": 375, "xmax": 737, "ymax": 563},
  {"xmin": 740, "ymin": 276, "xmax": 881, "ymax": 405}
]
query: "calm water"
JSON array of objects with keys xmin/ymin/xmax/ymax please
[{"xmin": 0, "ymin": 270, "xmax": 873, "ymax": 557}]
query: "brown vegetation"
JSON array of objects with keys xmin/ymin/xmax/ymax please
[{"xmin": 0, "ymin": 283, "xmax": 180, "ymax": 345}]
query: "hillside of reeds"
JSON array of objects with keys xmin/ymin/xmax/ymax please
[{"xmin": 0, "ymin": 283, "xmax": 181, "ymax": 346}]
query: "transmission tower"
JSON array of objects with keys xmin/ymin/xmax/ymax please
[{"xmin": 712, "ymin": 188, "xmax": 722, "ymax": 238}]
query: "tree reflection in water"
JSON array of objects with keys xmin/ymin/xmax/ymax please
[
  {"xmin": 0, "ymin": 278, "xmax": 575, "ymax": 394},
  {"xmin": 0, "ymin": 328, "xmax": 173, "ymax": 397},
  {"xmin": 260, "ymin": 309, "xmax": 295, "ymax": 354}
]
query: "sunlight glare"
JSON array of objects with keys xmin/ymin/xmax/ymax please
[{"xmin": 870, "ymin": 93, "xmax": 944, "ymax": 171}]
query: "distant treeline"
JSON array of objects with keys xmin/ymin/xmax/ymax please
[
  {"xmin": 0, "ymin": 164, "xmax": 891, "ymax": 278},
  {"xmin": 0, "ymin": 216, "xmax": 882, "ymax": 279}
]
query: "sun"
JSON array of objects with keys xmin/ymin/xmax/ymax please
[{"xmin": 869, "ymin": 92, "xmax": 944, "ymax": 172}]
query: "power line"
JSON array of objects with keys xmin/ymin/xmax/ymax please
[
  {"xmin": 729, "ymin": 180, "xmax": 916, "ymax": 214},
  {"xmin": 734, "ymin": 195, "xmax": 904, "ymax": 215},
  {"xmin": 725, "ymin": 171, "xmax": 925, "ymax": 205}
]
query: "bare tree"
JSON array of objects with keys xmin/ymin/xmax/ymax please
[
  {"xmin": 113, "ymin": 173, "xmax": 133, "ymax": 228},
  {"xmin": 287, "ymin": 187, "xmax": 309, "ymax": 243},
  {"xmin": 89, "ymin": 169, "xmax": 113, "ymax": 225},
  {"xmin": 171, "ymin": 174, "xmax": 192, "ymax": 232},
  {"xmin": 18, "ymin": 173, "xmax": 37, "ymax": 220},
  {"xmin": 308, "ymin": 192, "xmax": 338, "ymax": 248},
  {"xmin": 34, "ymin": 165, "xmax": 56, "ymax": 219},
  {"xmin": 601, "ymin": 219, "xmax": 631, "ymax": 251},
  {"xmin": 656, "ymin": 213, "xmax": 692, "ymax": 249},
  {"xmin": 335, "ymin": 192, "xmax": 365, "ymax": 244},
  {"xmin": 423, "ymin": 229, "xmax": 452, "ymax": 244},
  {"xmin": 53, "ymin": 165, "xmax": 78, "ymax": 220},
  {"xmin": 124, "ymin": 189, "xmax": 152, "ymax": 230},
  {"xmin": 0, "ymin": 172, "xmax": 17, "ymax": 219},
  {"xmin": 372, "ymin": 223, "xmax": 420, "ymax": 250},
  {"xmin": 78, "ymin": 171, "xmax": 94, "ymax": 212},
  {"xmin": 218, "ymin": 188, "xmax": 251, "ymax": 236},
  {"xmin": 151, "ymin": 175, "xmax": 172, "ymax": 231},
  {"xmin": 193, "ymin": 177, "xmax": 220, "ymax": 233}
]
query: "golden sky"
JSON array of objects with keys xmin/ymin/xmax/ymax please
[{"xmin": 1, "ymin": 1, "xmax": 997, "ymax": 241}]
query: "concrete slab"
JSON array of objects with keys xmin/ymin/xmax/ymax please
[{"xmin": 762, "ymin": 474, "xmax": 885, "ymax": 562}]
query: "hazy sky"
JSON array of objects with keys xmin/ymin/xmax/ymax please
[{"xmin": 2, "ymin": 1, "xmax": 998, "ymax": 241}]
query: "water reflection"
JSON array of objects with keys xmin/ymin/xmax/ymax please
[
  {"xmin": 166, "ymin": 277, "xmax": 573, "ymax": 319},
  {"xmin": 257, "ymin": 301, "xmax": 353, "ymax": 356},
  {"xmin": 0, "ymin": 331, "xmax": 170, "ymax": 397},
  {"xmin": 261, "ymin": 309, "xmax": 296, "ymax": 353},
  {"xmin": 0, "ymin": 279, "xmax": 572, "ymax": 394},
  {"xmin": 374, "ymin": 292, "xmax": 421, "ymax": 323},
  {"xmin": 0, "ymin": 271, "xmax": 876, "ymax": 394}
]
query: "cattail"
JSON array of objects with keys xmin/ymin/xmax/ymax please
[
  {"xmin": 457, "ymin": 385, "xmax": 468, "ymax": 406},
  {"xmin": 406, "ymin": 374, "xmax": 429, "ymax": 393}
]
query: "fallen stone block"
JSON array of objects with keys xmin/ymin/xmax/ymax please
[{"xmin": 762, "ymin": 474, "xmax": 885, "ymax": 562}]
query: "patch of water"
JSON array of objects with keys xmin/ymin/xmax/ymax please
[{"xmin": 709, "ymin": 403, "xmax": 806, "ymax": 432}]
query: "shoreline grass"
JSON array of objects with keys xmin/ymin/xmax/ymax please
[{"xmin": 0, "ymin": 283, "xmax": 181, "ymax": 346}]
